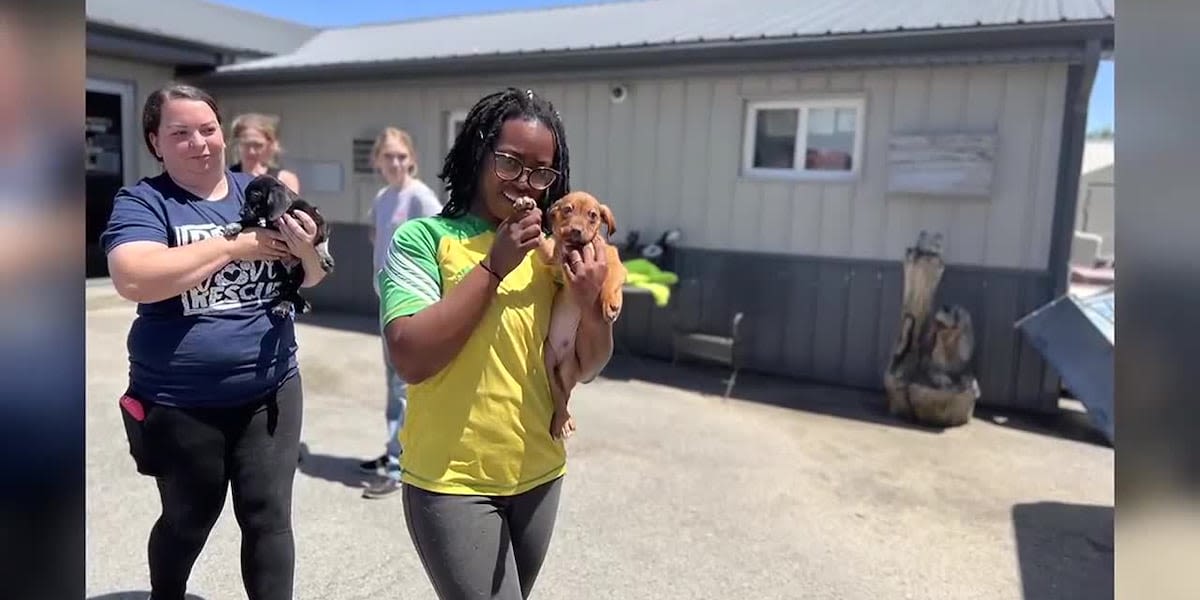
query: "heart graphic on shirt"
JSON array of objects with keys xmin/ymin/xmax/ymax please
[{"xmin": 217, "ymin": 263, "xmax": 250, "ymax": 286}]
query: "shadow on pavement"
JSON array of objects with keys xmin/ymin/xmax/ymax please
[
  {"xmin": 89, "ymin": 593, "xmax": 205, "ymax": 600},
  {"xmin": 1012, "ymin": 501, "xmax": 1113, "ymax": 600},
  {"xmin": 598, "ymin": 354, "xmax": 946, "ymax": 434},
  {"xmin": 290, "ymin": 312, "xmax": 1109, "ymax": 446},
  {"xmin": 974, "ymin": 403, "xmax": 1111, "ymax": 447},
  {"xmin": 600, "ymin": 354, "xmax": 1113, "ymax": 445},
  {"xmin": 297, "ymin": 442, "xmax": 373, "ymax": 489}
]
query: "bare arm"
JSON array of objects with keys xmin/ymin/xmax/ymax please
[
  {"xmin": 564, "ymin": 243, "xmax": 616, "ymax": 383},
  {"xmin": 384, "ymin": 262, "xmax": 500, "ymax": 384},
  {"xmin": 108, "ymin": 232, "xmax": 290, "ymax": 304},
  {"xmin": 109, "ymin": 238, "xmax": 235, "ymax": 304},
  {"xmin": 575, "ymin": 307, "xmax": 615, "ymax": 383},
  {"xmin": 109, "ymin": 239, "xmax": 236, "ymax": 304},
  {"xmin": 365, "ymin": 198, "xmax": 376, "ymax": 245},
  {"xmin": 383, "ymin": 207, "xmax": 543, "ymax": 384},
  {"xmin": 298, "ymin": 250, "xmax": 328, "ymax": 288},
  {"xmin": 279, "ymin": 169, "xmax": 301, "ymax": 194}
]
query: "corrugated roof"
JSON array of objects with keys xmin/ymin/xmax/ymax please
[
  {"xmin": 216, "ymin": 0, "xmax": 1114, "ymax": 74},
  {"xmin": 86, "ymin": 0, "xmax": 317, "ymax": 56}
]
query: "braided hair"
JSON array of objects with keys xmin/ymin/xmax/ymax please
[{"xmin": 438, "ymin": 88, "xmax": 570, "ymax": 229}]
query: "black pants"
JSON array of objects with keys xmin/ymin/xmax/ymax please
[
  {"xmin": 138, "ymin": 374, "xmax": 303, "ymax": 600},
  {"xmin": 403, "ymin": 477, "xmax": 563, "ymax": 600}
]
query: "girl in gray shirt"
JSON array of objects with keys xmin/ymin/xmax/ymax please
[{"xmin": 361, "ymin": 127, "xmax": 442, "ymax": 499}]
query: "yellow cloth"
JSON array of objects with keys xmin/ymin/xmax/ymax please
[
  {"xmin": 378, "ymin": 214, "xmax": 565, "ymax": 496},
  {"xmin": 622, "ymin": 258, "xmax": 679, "ymax": 307}
]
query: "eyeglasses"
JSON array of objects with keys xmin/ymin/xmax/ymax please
[{"xmin": 492, "ymin": 151, "xmax": 560, "ymax": 191}]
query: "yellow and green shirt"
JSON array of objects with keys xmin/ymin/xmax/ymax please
[{"xmin": 378, "ymin": 213, "xmax": 565, "ymax": 496}]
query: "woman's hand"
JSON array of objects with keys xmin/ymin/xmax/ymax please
[
  {"xmin": 565, "ymin": 242, "xmax": 615, "ymax": 383},
  {"xmin": 278, "ymin": 211, "xmax": 330, "ymax": 288},
  {"xmin": 229, "ymin": 228, "xmax": 292, "ymax": 262},
  {"xmin": 564, "ymin": 242, "xmax": 608, "ymax": 307},
  {"xmin": 277, "ymin": 212, "xmax": 320, "ymax": 264},
  {"xmin": 486, "ymin": 208, "xmax": 543, "ymax": 278}
]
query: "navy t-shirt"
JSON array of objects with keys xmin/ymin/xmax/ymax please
[{"xmin": 100, "ymin": 170, "xmax": 299, "ymax": 408}]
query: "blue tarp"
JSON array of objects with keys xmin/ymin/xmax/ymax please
[{"xmin": 1015, "ymin": 287, "xmax": 1114, "ymax": 444}]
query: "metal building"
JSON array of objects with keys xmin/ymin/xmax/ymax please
[{"xmin": 86, "ymin": 0, "xmax": 1116, "ymax": 412}]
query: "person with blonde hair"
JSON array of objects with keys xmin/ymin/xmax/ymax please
[
  {"xmin": 229, "ymin": 112, "xmax": 301, "ymax": 193},
  {"xmin": 360, "ymin": 126, "xmax": 442, "ymax": 499}
]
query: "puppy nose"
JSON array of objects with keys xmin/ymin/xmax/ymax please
[{"xmin": 566, "ymin": 227, "xmax": 584, "ymax": 242}]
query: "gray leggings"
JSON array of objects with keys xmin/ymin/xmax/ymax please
[{"xmin": 402, "ymin": 477, "xmax": 563, "ymax": 600}]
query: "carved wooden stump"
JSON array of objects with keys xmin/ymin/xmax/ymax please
[
  {"xmin": 884, "ymin": 231, "xmax": 980, "ymax": 427},
  {"xmin": 908, "ymin": 378, "xmax": 980, "ymax": 427}
]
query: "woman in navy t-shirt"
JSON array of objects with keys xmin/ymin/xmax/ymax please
[{"xmin": 100, "ymin": 84, "xmax": 327, "ymax": 600}]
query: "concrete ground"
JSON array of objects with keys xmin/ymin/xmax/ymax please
[{"xmin": 86, "ymin": 287, "xmax": 1113, "ymax": 600}]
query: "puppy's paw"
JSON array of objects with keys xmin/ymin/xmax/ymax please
[
  {"xmin": 602, "ymin": 299, "xmax": 622, "ymax": 323},
  {"xmin": 513, "ymin": 195, "xmax": 537, "ymax": 212},
  {"xmin": 550, "ymin": 410, "xmax": 576, "ymax": 440},
  {"xmin": 318, "ymin": 253, "xmax": 336, "ymax": 274},
  {"xmin": 271, "ymin": 301, "xmax": 295, "ymax": 318},
  {"xmin": 316, "ymin": 243, "xmax": 336, "ymax": 273}
]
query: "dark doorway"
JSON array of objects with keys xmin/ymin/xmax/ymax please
[{"xmin": 86, "ymin": 89, "xmax": 126, "ymax": 278}]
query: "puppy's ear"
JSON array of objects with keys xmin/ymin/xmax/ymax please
[
  {"xmin": 547, "ymin": 200, "xmax": 564, "ymax": 223},
  {"xmin": 599, "ymin": 204, "xmax": 617, "ymax": 237}
]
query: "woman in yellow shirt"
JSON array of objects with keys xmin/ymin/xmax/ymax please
[{"xmin": 378, "ymin": 88, "xmax": 614, "ymax": 599}]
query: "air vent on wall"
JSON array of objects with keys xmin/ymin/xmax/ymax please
[{"xmin": 352, "ymin": 138, "xmax": 375, "ymax": 174}]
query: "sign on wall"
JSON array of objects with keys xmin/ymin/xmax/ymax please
[
  {"xmin": 886, "ymin": 133, "xmax": 997, "ymax": 198},
  {"xmin": 287, "ymin": 159, "xmax": 345, "ymax": 194}
]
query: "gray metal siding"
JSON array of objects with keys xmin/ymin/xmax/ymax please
[
  {"xmin": 310, "ymin": 225, "xmax": 1056, "ymax": 411},
  {"xmin": 208, "ymin": 59, "xmax": 1073, "ymax": 412},
  {"xmin": 624, "ymin": 249, "xmax": 1059, "ymax": 412},
  {"xmin": 214, "ymin": 60, "xmax": 1067, "ymax": 271}
]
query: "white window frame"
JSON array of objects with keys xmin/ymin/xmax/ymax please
[
  {"xmin": 741, "ymin": 96, "xmax": 867, "ymax": 181},
  {"xmin": 446, "ymin": 109, "xmax": 469, "ymax": 153}
]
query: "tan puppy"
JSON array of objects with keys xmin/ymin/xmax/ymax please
[{"xmin": 517, "ymin": 191, "xmax": 626, "ymax": 439}]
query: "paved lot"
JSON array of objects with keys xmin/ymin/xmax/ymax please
[{"xmin": 86, "ymin": 289, "xmax": 1113, "ymax": 600}]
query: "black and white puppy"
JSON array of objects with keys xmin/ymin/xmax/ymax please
[{"xmin": 221, "ymin": 174, "xmax": 335, "ymax": 316}]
